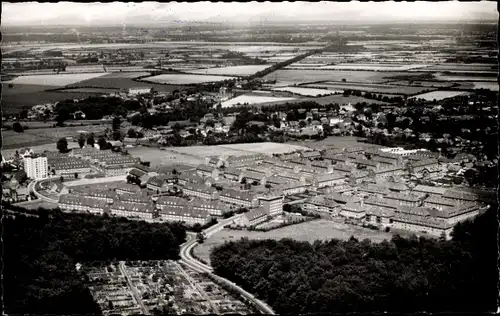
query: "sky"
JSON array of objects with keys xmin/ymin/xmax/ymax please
[{"xmin": 2, "ymin": 1, "xmax": 498, "ymax": 26}]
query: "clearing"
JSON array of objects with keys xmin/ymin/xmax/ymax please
[{"xmin": 194, "ymin": 219, "xmax": 393, "ymax": 265}]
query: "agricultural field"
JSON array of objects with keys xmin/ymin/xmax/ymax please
[
  {"xmin": 272, "ymin": 86, "xmax": 341, "ymax": 96},
  {"xmin": 287, "ymin": 63, "xmax": 429, "ymax": 71},
  {"xmin": 1, "ymin": 124, "xmax": 106, "ymax": 150},
  {"xmin": 221, "ymin": 94, "xmax": 297, "ymax": 108},
  {"xmin": 410, "ymin": 90, "xmax": 470, "ymax": 101},
  {"xmin": 218, "ymin": 142, "xmax": 309, "ymax": 154},
  {"xmin": 95, "ymin": 71, "xmax": 151, "ymax": 79},
  {"xmin": 1, "ymin": 83, "xmax": 54, "ymax": 96},
  {"xmin": 194, "ymin": 219, "xmax": 392, "ymax": 265},
  {"xmin": 56, "ymin": 87, "xmax": 121, "ymax": 93},
  {"xmin": 471, "ymin": 81, "xmax": 499, "ymax": 91},
  {"xmin": 127, "ymin": 146, "xmax": 205, "ymax": 167},
  {"xmin": 184, "ymin": 65, "xmax": 270, "ymax": 76},
  {"xmin": 312, "ymin": 94, "xmax": 389, "ymax": 106},
  {"xmin": 142, "ymin": 74, "xmax": 236, "ymax": 85},
  {"xmin": 303, "ymin": 81, "xmax": 435, "ymax": 95},
  {"xmin": 433, "ymin": 73, "xmax": 497, "ymax": 82},
  {"xmin": 3, "ymin": 73, "xmax": 108, "ymax": 86},
  {"xmin": 169, "ymin": 146, "xmax": 251, "ymax": 158},
  {"xmin": 289, "ymin": 136, "xmax": 378, "ymax": 149},
  {"xmin": 263, "ymin": 69, "xmax": 428, "ymax": 85},
  {"xmin": 65, "ymin": 76, "xmax": 184, "ymax": 93},
  {"xmin": 386, "ymin": 80, "xmax": 454, "ymax": 88}
]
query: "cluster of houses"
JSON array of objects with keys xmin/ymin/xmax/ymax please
[
  {"xmin": 53, "ymin": 143, "xmax": 492, "ymax": 239},
  {"xmin": 69, "ymin": 147, "xmax": 140, "ymax": 176}
]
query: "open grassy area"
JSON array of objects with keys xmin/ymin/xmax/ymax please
[
  {"xmin": 194, "ymin": 219, "xmax": 393, "ymax": 265},
  {"xmin": 127, "ymin": 146, "xmax": 205, "ymax": 167},
  {"xmin": 288, "ymin": 136, "xmax": 378, "ymax": 149},
  {"xmin": 65, "ymin": 76, "xmax": 184, "ymax": 93}
]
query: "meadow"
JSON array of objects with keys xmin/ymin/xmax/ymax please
[
  {"xmin": 433, "ymin": 73, "xmax": 497, "ymax": 82},
  {"xmin": 65, "ymin": 76, "xmax": 183, "ymax": 93},
  {"xmin": 303, "ymin": 82, "xmax": 434, "ymax": 95},
  {"xmin": 287, "ymin": 63, "xmax": 429, "ymax": 71},
  {"xmin": 194, "ymin": 219, "xmax": 392, "ymax": 265},
  {"xmin": 127, "ymin": 146, "xmax": 205, "ymax": 167},
  {"xmin": 185, "ymin": 65, "xmax": 270, "ymax": 76},
  {"xmin": 3, "ymin": 73, "xmax": 108, "ymax": 86},
  {"xmin": 272, "ymin": 86, "xmax": 341, "ymax": 96},
  {"xmin": 263, "ymin": 69, "xmax": 427, "ymax": 85},
  {"xmin": 221, "ymin": 94, "xmax": 297, "ymax": 108},
  {"xmin": 410, "ymin": 90, "xmax": 470, "ymax": 101},
  {"xmin": 142, "ymin": 74, "xmax": 237, "ymax": 85},
  {"xmin": 218, "ymin": 142, "xmax": 309, "ymax": 154}
]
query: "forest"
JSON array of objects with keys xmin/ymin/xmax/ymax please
[
  {"xmin": 3, "ymin": 206, "xmax": 187, "ymax": 315},
  {"xmin": 210, "ymin": 207, "xmax": 498, "ymax": 314}
]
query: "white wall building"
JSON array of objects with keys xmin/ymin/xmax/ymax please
[
  {"xmin": 128, "ymin": 87, "xmax": 152, "ymax": 96},
  {"xmin": 23, "ymin": 155, "xmax": 48, "ymax": 180}
]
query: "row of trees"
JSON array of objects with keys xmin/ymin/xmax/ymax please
[
  {"xmin": 210, "ymin": 207, "xmax": 497, "ymax": 314},
  {"xmin": 3, "ymin": 206, "xmax": 187, "ymax": 315}
]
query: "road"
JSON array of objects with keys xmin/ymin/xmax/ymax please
[
  {"xmin": 179, "ymin": 214, "xmax": 276, "ymax": 315},
  {"xmin": 119, "ymin": 261, "xmax": 150, "ymax": 315}
]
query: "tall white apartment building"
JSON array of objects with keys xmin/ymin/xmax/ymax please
[{"xmin": 23, "ymin": 154, "xmax": 48, "ymax": 180}]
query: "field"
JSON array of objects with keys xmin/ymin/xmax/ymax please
[
  {"xmin": 142, "ymin": 74, "xmax": 236, "ymax": 84},
  {"xmin": 65, "ymin": 76, "xmax": 184, "ymax": 93},
  {"xmin": 218, "ymin": 142, "xmax": 309, "ymax": 154},
  {"xmin": 471, "ymin": 81, "xmax": 499, "ymax": 91},
  {"xmin": 2, "ymin": 124, "xmax": 106, "ymax": 150},
  {"xmin": 272, "ymin": 86, "xmax": 341, "ymax": 96},
  {"xmin": 387, "ymin": 80, "xmax": 454, "ymax": 88},
  {"xmin": 410, "ymin": 90, "xmax": 470, "ymax": 101},
  {"xmin": 221, "ymin": 95, "xmax": 297, "ymax": 107},
  {"xmin": 96, "ymin": 71, "xmax": 151, "ymax": 78},
  {"xmin": 433, "ymin": 73, "xmax": 497, "ymax": 82},
  {"xmin": 169, "ymin": 146, "xmax": 251, "ymax": 158},
  {"xmin": 1, "ymin": 83, "xmax": 55, "ymax": 96},
  {"xmin": 194, "ymin": 219, "xmax": 393, "ymax": 265},
  {"xmin": 126, "ymin": 146, "xmax": 205, "ymax": 167},
  {"xmin": 303, "ymin": 82, "xmax": 434, "ymax": 95},
  {"xmin": 185, "ymin": 65, "xmax": 270, "ymax": 76},
  {"xmin": 286, "ymin": 63, "xmax": 429, "ymax": 71},
  {"xmin": 263, "ymin": 69, "xmax": 427, "ymax": 85},
  {"xmin": 3, "ymin": 73, "xmax": 108, "ymax": 86},
  {"xmin": 55, "ymin": 87, "xmax": 121, "ymax": 93}
]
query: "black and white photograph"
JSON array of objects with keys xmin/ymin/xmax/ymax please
[{"xmin": 1, "ymin": 1, "xmax": 498, "ymax": 315}]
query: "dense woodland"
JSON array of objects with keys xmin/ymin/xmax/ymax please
[
  {"xmin": 3, "ymin": 206, "xmax": 187, "ymax": 315},
  {"xmin": 210, "ymin": 207, "xmax": 498, "ymax": 314}
]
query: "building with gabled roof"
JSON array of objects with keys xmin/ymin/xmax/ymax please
[
  {"xmin": 157, "ymin": 205, "xmax": 211, "ymax": 225},
  {"xmin": 182, "ymin": 183, "xmax": 219, "ymax": 200},
  {"xmin": 219, "ymin": 189, "xmax": 259, "ymax": 208},
  {"xmin": 303, "ymin": 195, "xmax": 340, "ymax": 216},
  {"xmin": 314, "ymin": 172, "xmax": 346, "ymax": 188},
  {"xmin": 240, "ymin": 207, "xmax": 268, "ymax": 227},
  {"xmin": 340, "ymin": 200, "xmax": 368, "ymax": 219},
  {"xmin": 110, "ymin": 201, "xmax": 154, "ymax": 220},
  {"xmin": 189, "ymin": 198, "xmax": 230, "ymax": 216}
]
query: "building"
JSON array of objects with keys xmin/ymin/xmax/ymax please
[
  {"xmin": 189, "ymin": 198, "xmax": 230, "ymax": 216},
  {"xmin": 156, "ymin": 196, "xmax": 189, "ymax": 210},
  {"xmin": 128, "ymin": 87, "xmax": 152, "ymax": 96},
  {"xmin": 58, "ymin": 194, "xmax": 107, "ymax": 215},
  {"xmin": 257, "ymin": 193, "xmax": 284, "ymax": 217},
  {"xmin": 365, "ymin": 207, "xmax": 395, "ymax": 227},
  {"xmin": 385, "ymin": 192, "xmax": 422, "ymax": 207},
  {"xmin": 240, "ymin": 207, "xmax": 268, "ymax": 227},
  {"xmin": 392, "ymin": 214, "xmax": 453, "ymax": 239},
  {"xmin": 303, "ymin": 196, "xmax": 340, "ymax": 216},
  {"xmin": 23, "ymin": 154, "xmax": 48, "ymax": 180},
  {"xmin": 182, "ymin": 183, "xmax": 219, "ymax": 200},
  {"xmin": 110, "ymin": 201, "xmax": 154, "ymax": 220},
  {"xmin": 314, "ymin": 172, "xmax": 346, "ymax": 188},
  {"xmin": 219, "ymin": 189, "xmax": 258, "ymax": 208},
  {"xmin": 158, "ymin": 206, "xmax": 211, "ymax": 225},
  {"xmin": 339, "ymin": 201, "xmax": 367, "ymax": 220}
]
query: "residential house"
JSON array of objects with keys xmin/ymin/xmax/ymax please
[
  {"xmin": 182, "ymin": 183, "xmax": 219, "ymax": 200},
  {"xmin": 240, "ymin": 207, "xmax": 268, "ymax": 227}
]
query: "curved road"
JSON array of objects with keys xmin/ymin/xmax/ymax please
[{"xmin": 180, "ymin": 215, "xmax": 275, "ymax": 315}]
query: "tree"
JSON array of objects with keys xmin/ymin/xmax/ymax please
[
  {"xmin": 19, "ymin": 109, "xmax": 29, "ymax": 120},
  {"xmin": 87, "ymin": 134, "xmax": 95, "ymax": 147},
  {"xmin": 74, "ymin": 172, "xmax": 78, "ymax": 179},
  {"xmin": 12, "ymin": 122, "xmax": 24, "ymax": 133},
  {"xmin": 112, "ymin": 116, "xmax": 121, "ymax": 131},
  {"xmin": 60, "ymin": 176, "xmax": 64, "ymax": 183},
  {"xmin": 97, "ymin": 137, "xmax": 108, "ymax": 150},
  {"xmin": 196, "ymin": 232, "xmax": 205, "ymax": 244},
  {"xmin": 57, "ymin": 138, "xmax": 68, "ymax": 153},
  {"xmin": 341, "ymin": 78, "xmax": 347, "ymax": 82},
  {"xmin": 299, "ymin": 121, "xmax": 307, "ymax": 128},
  {"xmin": 78, "ymin": 134, "xmax": 86, "ymax": 148}
]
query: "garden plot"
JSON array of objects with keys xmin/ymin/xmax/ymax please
[
  {"xmin": 184, "ymin": 65, "xmax": 270, "ymax": 76},
  {"xmin": 272, "ymin": 86, "xmax": 341, "ymax": 96},
  {"xmin": 410, "ymin": 90, "xmax": 470, "ymax": 101},
  {"xmin": 142, "ymin": 74, "xmax": 236, "ymax": 84},
  {"xmin": 221, "ymin": 95, "xmax": 297, "ymax": 108},
  {"xmin": 3, "ymin": 73, "xmax": 109, "ymax": 87}
]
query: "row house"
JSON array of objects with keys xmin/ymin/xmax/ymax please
[
  {"xmin": 146, "ymin": 175, "xmax": 170, "ymax": 193},
  {"xmin": 397, "ymin": 205, "xmax": 432, "ymax": 218},
  {"xmin": 348, "ymin": 170, "xmax": 372, "ymax": 185},
  {"xmin": 158, "ymin": 206, "xmax": 211, "ymax": 225},
  {"xmin": 371, "ymin": 155, "xmax": 400, "ymax": 166},
  {"xmin": 115, "ymin": 183, "xmax": 142, "ymax": 195},
  {"xmin": 364, "ymin": 197, "xmax": 399, "ymax": 210},
  {"xmin": 323, "ymin": 147, "xmax": 345, "ymax": 156},
  {"xmin": 177, "ymin": 173, "xmax": 205, "ymax": 186},
  {"xmin": 310, "ymin": 160, "xmax": 333, "ymax": 172},
  {"xmin": 264, "ymin": 175, "xmax": 291, "ymax": 186},
  {"xmin": 303, "ymin": 196, "xmax": 340, "ymax": 216},
  {"xmin": 365, "ymin": 207, "xmax": 395, "ymax": 227},
  {"xmin": 344, "ymin": 146, "xmax": 364, "ymax": 153},
  {"xmin": 58, "ymin": 194, "xmax": 108, "ymax": 215},
  {"xmin": 378, "ymin": 181, "xmax": 408, "ymax": 193},
  {"xmin": 385, "ymin": 192, "xmax": 422, "ymax": 207},
  {"xmin": 357, "ymin": 183, "xmax": 390, "ymax": 198},
  {"xmin": 455, "ymin": 187, "xmax": 496, "ymax": 204},
  {"xmin": 222, "ymin": 167, "xmax": 242, "ymax": 182},
  {"xmin": 375, "ymin": 165, "xmax": 404, "ymax": 180},
  {"xmin": 257, "ymin": 193, "xmax": 284, "ymax": 217},
  {"xmin": 182, "ymin": 183, "xmax": 219, "ymax": 200},
  {"xmin": 422, "ymin": 196, "xmax": 457, "ymax": 210},
  {"xmin": 339, "ymin": 201, "xmax": 368, "ymax": 219},
  {"xmin": 219, "ymin": 189, "xmax": 259, "ymax": 208},
  {"xmin": 352, "ymin": 158, "xmax": 380, "ymax": 170},
  {"xmin": 50, "ymin": 159, "xmax": 91, "ymax": 175},
  {"xmin": 442, "ymin": 189, "xmax": 478, "ymax": 204},
  {"xmin": 277, "ymin": 181, "xmax": 310, "ymax": 196},
  {"xmin": 276, "ymin": 171, "xmax": 310, "ymax": 184},
  {"xmin": 118, "ymin": 192, "xmax": 150, "ymax": 205},
  {"xmin": 332, "ymin": 163, "xmax": 354, "ymax": 175},
  {"xmin": 325, "ymin": 192, "xmax": 357, "ymax": 205},
  {"xmin": 196, "ymin": 164, "xmax": 220, "ymax": 179},
  {"xmin": 300, "ymin": 150, "xmax": 322, "ymax": 160},
  {"xmin": 72, "ymin": 188, "xmax": 116, "ymax": 203},
  {"xmin": 392, "ymin": 214, "xmax": 453, "ymax": 239},
  {"xmin": 128, "ymin": 168, "xmax": 147, "ymax": 180},
  {"xmin": 110, "ymin": 201, "xmax": 154, "ymax": 220},
  {"xmin": 324, "ymin": 154, "xmax": 349, "ymax": 165},
  {"xmin": 225, "ymin": 154, "xmax": 266, "ymax": 167},
  {"xmin": 240, "ymin": 170, "xmax": 267, "ymax": 184},
  {"xmin": 411, "ymin": 158, "xmax": 439, "ymax": 172},
  {"xmin": 189, "ymin": 198, "xmax": 230, "ymax": 216},
  {"xmin": 156, "ymin": 195, "xmax": 189, "ymax": 210},
  {"xmin": 314, "ymin": 172, "xmax": 346, "ymax": 188},
  {"xmin": 104, "ymin": 165, "xmax": 132, "ymax": 177},
  {"xmin": 262, "ymin": 159, "xmax": 295, "ymax": 170},
  {"xmin": 436, "ymin": 203, "xmax": 480, "ymax": 225},
  {"xmin": 240, "ymin": 207, "xmax": 268, "ymax": 227},
  {"xmin": 205, "ymin": 156, "xmax": 224, "ymax": 168},
  {"xmin": 413, "ymin": 184, "xmax": 448, "ymax": 198},
  {"xmin": 280, "ymin": 153, "xmax": 300, "ymax": 161}
]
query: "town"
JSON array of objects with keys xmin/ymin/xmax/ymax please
[{"xmin": 2, "ymin": 2, "xmax": 498, "ymax": 316}]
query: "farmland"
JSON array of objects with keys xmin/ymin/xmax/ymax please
[
  {"xmin": 3, "ymin": 73, "xmax": 108, "ymax": 86},
  {"xmin": 410, "ymin": 90, "xmax": 470, "ymax": 101},
  {"xmin": 185, "ymin": 65, "xmax": 270, "ymax": 76},
  {"xmin": 303, "ymin": 81, "xmax": 435, "ymax": 95},
  {"xmin": 127, "ymin": 146, "xmax": 205, "ymax": 167},
  {"xmin": 221, "ymin": 94, "xmax": 297, "ymax": 107},
  {"xmin": 286, "ymin": 63, "xmax": 429, "ymax": 71},
  {"xmin": 65, "ymin": 76, "xmax": 184, "ymax": 93},
  {"xmin": 193, "ymin": 219, "xmax": 392, "ymax": 265},
  {"xmin": 141, "ymin": 74, "xmax": 237, "ymax": 84},
  {"xmin": 272, "ymin": 86, "xmax": 341, "ymax": 96},
  {"xmin": 218, "ymin": 142, "xmax": 309, "ymax": 154},
  {"xmin": 263, "ymin": 69, "xmax": 428, "ymax": 85},
  {"xmin": 433, "ymin": 73, "xmax": 497, "ymax": 82}
]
